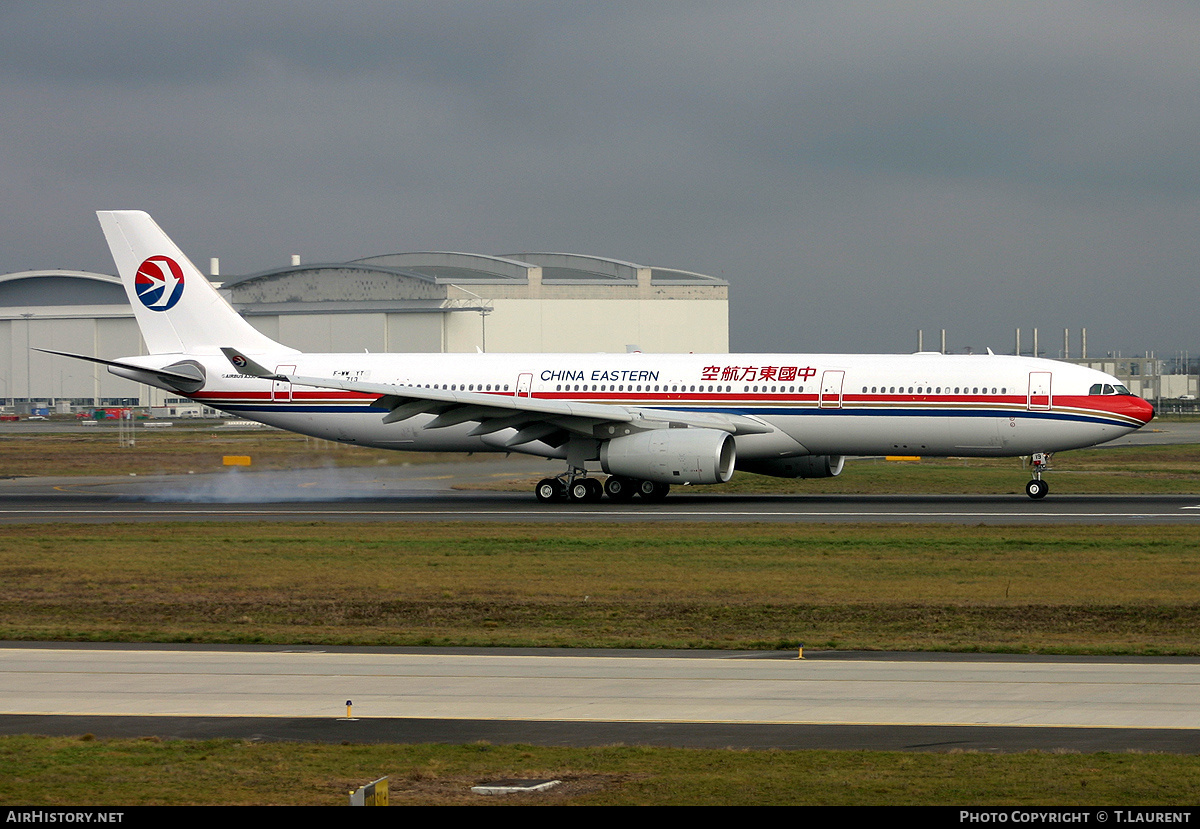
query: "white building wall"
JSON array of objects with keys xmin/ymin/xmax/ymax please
[
  {"xmin": 386, "ymin": 313, "xmax": 443, "ymax": 353},
  {"xmin": 275, "ymin": 313, "xmax": 388, "ymax": 353},
  {"xmin": 0, "ymin": 314, "xmax": 147, "ymax": 404},
  {"xmin": 238, "ymin": 299, "xmax": 728, "ymax": 356},
  {"xmin": 477, "ymin": 298, "xmax": 728, "ymax": 354}
]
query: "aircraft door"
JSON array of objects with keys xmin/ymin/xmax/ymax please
[
  {"xmin": 516, "ymin": 373, "xmax": 533, "ymax": 397},
  {"xmin": 1027, "ymin": 371, "xmax": 1052, "ymax": 410},
  {"xmin": 273, "ymin": 365, "xmax": 296, "ymax": 402},
  {"xmin": 820, "ymin": 370, "xmax": 845, "ymax": 409}
]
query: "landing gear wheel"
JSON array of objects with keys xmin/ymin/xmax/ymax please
[
  {"xmin": 604, "ymin": 476, "xmax": 637, "ymax": 501},
  {"xmin": 569, "ymin": 478, "xmax": 603, "ymax": 503},
  {"xmin": 1025, "ymin": 479, "xmax": 1049, "ymax": 500},
  {"xmin": 535, "ymin": 478, "xmax": 566, "ymax": 503},
  {"xmin": 636, "ymin": 480, "xmax": 671, "ymax": 501}
]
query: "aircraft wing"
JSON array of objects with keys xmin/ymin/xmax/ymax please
[{"xmin": 221, "ymin": 348, "xmax": 773, "ymax": 447}]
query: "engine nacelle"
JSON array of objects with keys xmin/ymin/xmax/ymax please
[
  {"xmin": 600, "ymin": 428, "xmax": 736, "ymax": 485},
  {"xmin": 736, "ymin": 454, "xmax": 845, "ymax": 479}
]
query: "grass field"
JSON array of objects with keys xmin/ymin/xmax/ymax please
[
  {"xmin": 4, "ymin": 736, "xmax": 1198, "ymax": 806},
  {"xmin": 0, "ymin": 427, "xmax": 453, "ymax": 477},
  {"xmin": 4, "ymin": 522, "xmax": 1199, "ymax": 652}
]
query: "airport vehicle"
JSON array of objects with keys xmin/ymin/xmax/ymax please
[{"xmin": 43, "ymin": 211, "xmax": 1154, "ymax": 502}]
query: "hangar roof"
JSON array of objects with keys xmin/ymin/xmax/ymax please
[
  {"xmin": 501, "ymin": 253, "xmax": 725, "ymax": 286},
  {"xmin": 0, "ymin": 270, "xmax": 127, "ymax": 311},
  {"xmin": 223, "ymin": 252, "xmax": 726, "ymax": 289}
]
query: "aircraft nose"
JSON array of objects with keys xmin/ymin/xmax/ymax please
[{"xmin": 1135, "ymin": 396, "xmax": 1156, "ymax": 425}]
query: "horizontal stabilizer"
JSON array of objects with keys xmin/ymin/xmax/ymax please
[{"xmin": 35, "ymin": 348, "xmax": 207, "ymax": 392}]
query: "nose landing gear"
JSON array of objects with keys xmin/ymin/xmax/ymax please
[{"xmin": 1025, "ymin": 452, "xmax": 1051, "ymax": 499}]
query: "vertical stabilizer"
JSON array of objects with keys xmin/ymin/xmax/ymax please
[{"xmin": 97, "ymin": 211, "xmax": 293, "ymax": 356}]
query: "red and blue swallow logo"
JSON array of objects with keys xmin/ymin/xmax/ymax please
[{"xmin": 135, "ymin": 256, "xmax": 185, "ymax": 311}]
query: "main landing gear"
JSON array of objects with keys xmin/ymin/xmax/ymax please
[
  {"xmin": 535, "ymin": 474, "xmax": 670, "ymax": 503},
  {"xmin": 1025, "ymin": 452, "xmax": 1051, "ymax": 500}
]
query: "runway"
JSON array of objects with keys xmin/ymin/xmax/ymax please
[
  {"xmin": 3, "ymin": 644, "xmax": 1199, "ymax": 753},
  {"xmin": 0, "ymin": 420, "xmax": 1195, "ymax": 525},
  {"xmin": 0, "ymin": 450, "xmax": 1197, "ymax": 523},
  {"xmin": 0, "ymin": 481, "xmax": 1197, "ymax": 525}
]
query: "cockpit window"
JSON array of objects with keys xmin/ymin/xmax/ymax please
[{"xmin": 1089, "ymin": 383, "xmax": 1133, "ymax": 396}]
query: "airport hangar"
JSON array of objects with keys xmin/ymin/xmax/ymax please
[{"xmin": 0, "ymin": 253, "xmax": 729, "ymax": 411}]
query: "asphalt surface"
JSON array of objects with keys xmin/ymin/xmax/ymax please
[
  {"xmin": 3, "ymin": 644, "xmax": 1199, "ymax": 753},
  {"xmin": 0, "ymin": 471, "xmax": 1198, "ymax": 525}
]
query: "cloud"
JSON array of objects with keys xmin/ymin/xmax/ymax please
[{"xmin": 2, "ymin": 1, "xmax": 1198, "ymax": 355}]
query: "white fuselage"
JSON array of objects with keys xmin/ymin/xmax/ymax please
[{"xmin": 131, "ymin": 349, "xmax": 1154, "ymax": 463}]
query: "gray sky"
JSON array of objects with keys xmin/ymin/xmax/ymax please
[{"xmin": 3, "ymin": 1, "xmax": 1198, "ymax": 358}]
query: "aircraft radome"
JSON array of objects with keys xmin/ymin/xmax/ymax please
[{"xmin": 40, "ymin": 211, "xmax": 1154, "ymax": 503}]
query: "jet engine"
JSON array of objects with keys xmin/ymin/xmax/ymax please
[
  {"xmin": 600, "ymin": 427, "xmax": 736, "ymax": 485},
  {"xmin": 736, "ymin": 454, "xmax": 845, "ymax": 479}
]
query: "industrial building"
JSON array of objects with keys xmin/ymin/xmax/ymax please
[
  {"xmin": 1064, "ymin": 357, "xmax": 1198, "ymax": 403},
  {"xmin": 0, "ymin": 252, "xmax": 729, "ymax": 410},
  {"xmin": 916, "ymin": 327, "xmax": 1199, "ymax": 407}
]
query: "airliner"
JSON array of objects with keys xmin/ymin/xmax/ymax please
[{"xmin": 41, "ymin": 211, "xmax": 1155, "ymax": 503}]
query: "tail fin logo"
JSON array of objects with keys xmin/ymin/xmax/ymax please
[{"xmin": 135, "ymin": 256, "xmax": 185, "ymax": 311}]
